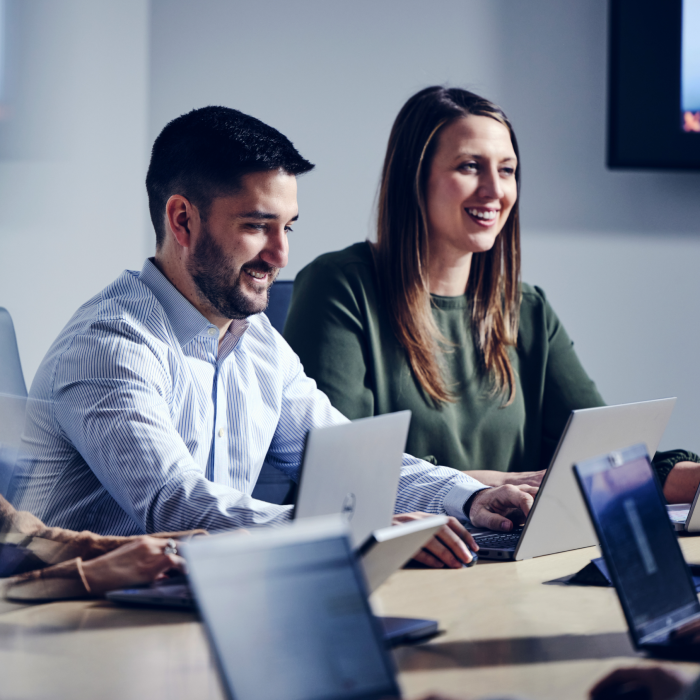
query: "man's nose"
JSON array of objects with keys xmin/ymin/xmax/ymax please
[{"xmin": 261, "ymin": 228, "xmax": 289, "ymax": 269}]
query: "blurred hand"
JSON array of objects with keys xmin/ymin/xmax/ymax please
[
  {"xmin": 590, "ymin": 666, "xmax": 692, "ymax": 700},
  {"xmin": 663, "ymin": 461, "xmax": 700, "ymax": 504},
  {"xmin": 81, "ymin": 536, "xmax": 186, "ymax": 595},
  {"xmin": 464, "ymin": 470, "xmax": 545, "ymax": 489},
  {"xmin": 392, "ymin": 512, "xmax": 477, "ymax": 568},
  {"xmin": 671, "ymin": 617, "xmax": 700, "ymax": 647},
  {"xmin": 468, "ymin": 485, "xmax": 537, "ymax": 532}
]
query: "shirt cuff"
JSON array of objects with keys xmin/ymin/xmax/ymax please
[{"xmin": 443, "ymin": 481, "xmax": 490, "ymax": 520}]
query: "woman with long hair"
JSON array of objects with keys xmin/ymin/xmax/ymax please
[{"xmin": 284, "ymin": 86, "xmax": 699, "ymax": 499}]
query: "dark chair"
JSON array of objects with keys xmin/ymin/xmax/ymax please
[
  {"xmin": 0, "ymin": 307, "xmax": 27, "ymax": 398},
  {"xmin": 0, "ymin": 307, "xmax": 28, "ymax": 496},
  {"xmin": 264, "ymin": 279, "xmax": 294, "ymax": 335},
  {"xmin": 251, "ymin": 280, "xmax": 296, "ymax": 504}
]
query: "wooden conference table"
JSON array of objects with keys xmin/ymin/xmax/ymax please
[{"xmin": 1, "ymin": 539, "xmax": 700, "ymax": 700}]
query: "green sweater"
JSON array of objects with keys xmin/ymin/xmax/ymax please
[{"xmin": 284, "ymin": 242, "xmax": 695, "ymax": 483}]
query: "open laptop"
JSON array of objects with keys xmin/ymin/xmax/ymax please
[
  {"xmin": 574, "ymin": 443, "xmax": 700, "ymax": 660},
  {"xmin": 106, "ymin": 514, "xmax": 447, "ymax": 643},
  {"xmin": 293, "ymin": 411, "xmax": 412, "ymax": 547},
  {"xmin": 667, "ymin": 483, "xmax": 700, "ymax": 533},
  {"xmin": 182, "ymin": 517, "xmax": 402, "ymax": 700},
  {"xmin": 472, "ymin": 398, "xmax": 676, "ymax": 561}
]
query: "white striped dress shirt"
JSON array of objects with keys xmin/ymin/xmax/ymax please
[{"xmin": 10, "ymin": 259, "xmax": 486, "ymax": 535}]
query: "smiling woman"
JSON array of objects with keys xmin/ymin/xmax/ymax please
[{"xmin": 284, "ymin": 86, "xmax": 700, "ymax": 498}]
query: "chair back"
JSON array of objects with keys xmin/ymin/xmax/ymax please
[
  {"xmin": 0, "ymin": 307, "xmax": 27, "ymax": 398},
  {"xmin": 252, "ymin": 280, "xmax": 295, "ymax": 504},
  {"xmin": 0, "ymin": 307, "xmax": 27, "ymax": 496},
  {"xmin": 265, "ymin": 280, "xmax": 294, "ymax": 335}
]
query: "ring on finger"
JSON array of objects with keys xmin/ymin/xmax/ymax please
[{"xmin": 164, "ymin": 538, "xmax": 178, "ymax": 556}]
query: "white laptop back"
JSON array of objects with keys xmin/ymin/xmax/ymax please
[
  {"xmin": 515, "ymin": 398, "xmax": 676, "ymax": 560},
  {"xmin": 294, "ymin": 411, "xmax": 411, "ymax": 547}
]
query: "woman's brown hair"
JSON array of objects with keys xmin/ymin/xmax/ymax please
[{"xmin": 375, "ymin": 86, "xmax": 521, "ymax": 405}]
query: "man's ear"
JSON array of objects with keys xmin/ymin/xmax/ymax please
[{"xmin": 165, "ymin": 195, "xmax": 199, "ymax": 249}]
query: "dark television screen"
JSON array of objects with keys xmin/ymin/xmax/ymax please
[{"xmin": 608, "ymin": 0, "xmax": 700, "ymax": 170}]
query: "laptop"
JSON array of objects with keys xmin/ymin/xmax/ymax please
[
  {"xmin": 293, "ymin": 411, "xmax": 412, "ymax": 547},
  {"xmin": 106, "ymin": 514, "xmax": 448, "ymax": 643},
  {"xmin": 182, "ymin": 517, "xmax": 402, "ymax": 700},
  {"xmin": 574, "ymin": 443, "xmax": 700, "ymax": 660},
  {"xmin": 472, "ymin": 398, "xmax": 676, "ymax": 561},
  {"xmin": 667, "ymin": 484, "xmax": 700, "ymax": 532}
]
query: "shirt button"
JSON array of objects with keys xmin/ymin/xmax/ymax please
[
  {"xmin": 208, "ymin": 327, "xmax": 217, "ymax": 337},
  {"xmin": 218, "ymin": 428, "xmax": 224, "ymax": 438}
]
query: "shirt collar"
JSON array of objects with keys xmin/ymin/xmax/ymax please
[{"xmin": 139, "ymin": 258, "xmax": 222, "ymax": 348}]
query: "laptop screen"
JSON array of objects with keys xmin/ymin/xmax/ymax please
[
  {"xmin": 575, "ymin": 444, "xmax": 700, "ymax": 642},
  {"xmin": 185, "ymin": 520, "xmax": 400, "ymax": 700}
]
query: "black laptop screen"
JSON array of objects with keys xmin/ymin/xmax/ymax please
[
  {"xmin": 189, "ymin": 531, "xmax": 399, "ymax": 700},
  {"xmin": 576, "ymin": 447, "xmax": 699, "ymax": 639}
]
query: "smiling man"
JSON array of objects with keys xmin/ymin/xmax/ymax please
[{"xmin": 10, "ymin": 107, "xmax": 533, "ymax": 566}]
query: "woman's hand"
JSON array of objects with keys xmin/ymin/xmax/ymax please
[
  {"xmin": 663, "ymin": 461, "xmax": 700, "ymax": 504},
  {"xmin": 463, "ymin": 470, "xmax": 545, "ymax": 489},
  {"xmin": 81, "ymin": 536, "xmax": 186, "ymax": 595},
  {"xmin": 589, "ymin": 666, "xmax": 692, "ymax": 700},
  {"xmin": 392, "ymin": 512, "xmax": 478, "ymax": 568}
]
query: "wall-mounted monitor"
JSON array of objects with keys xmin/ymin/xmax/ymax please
[{"xmin": 608, "ymin": 0, "xmax": 700, "ymax": 170}]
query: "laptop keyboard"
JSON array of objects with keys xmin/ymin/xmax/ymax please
[{"xmin": 474, "ymin": 532, "xmax": 522, "ymax": 548}]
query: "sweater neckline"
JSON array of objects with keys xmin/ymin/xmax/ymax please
[{"xmin": 430, "ymin": 293, "xmax": 469, "ymax": 310}]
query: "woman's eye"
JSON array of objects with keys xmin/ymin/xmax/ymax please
[
  {"xmin": 284, "ymin": 226, "xmax": 294, "ymax": 234},
  {"xmin": 458, "ymin": 161, "xmax": 479, "ymax": 173},
  {"xmin": 500, "ymin": 167, "xmax": 516, "ymax": 177}
]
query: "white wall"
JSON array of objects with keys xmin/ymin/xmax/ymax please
[
  {"xmin": 0, "ymin": 0, "xmax": 150, "ymax": 385},
  {"xmin": 148, "ymin": 0, "xmax": 700, "ymax": 454},
  {"xmin": 3, "ymin": 1, "xmax": 699, "ymax": 455},
  {"xmin": 496, "ymin": 2, "xmax": 700, "ymax": 453},
  {"xmin": 148, "ymin": 0, "xmax": 504, "ymax": 272}
]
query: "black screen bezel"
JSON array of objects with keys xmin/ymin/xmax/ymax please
[{"xmin": 608, "ymin": 0, "xmax": 700, "ymax": 170}]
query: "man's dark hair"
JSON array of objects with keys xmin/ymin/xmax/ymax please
[{"xmin": 146, "ymin": 106, "xmax": 315, "ymax": 248}]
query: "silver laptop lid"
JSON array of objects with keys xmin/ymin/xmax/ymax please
[
  {"xmin": 515, "ymin": 398, "xmax": 676, "ymax": 560},
  {"xmin": 294, "ymin": 411, "xmax": 411, "ymax": 547},
  {"xmin": 183, "ymin": 517, "xmax": 400, "ymax": 700}
]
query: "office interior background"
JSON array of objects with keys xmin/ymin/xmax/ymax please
[{"xmin": 1, "ymin": 0, "xmax": 699, "ymax": 454}]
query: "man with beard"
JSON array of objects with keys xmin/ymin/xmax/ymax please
[{"xmin": 10, "ymin": 107, "xmax": 534, "ymax": 567}]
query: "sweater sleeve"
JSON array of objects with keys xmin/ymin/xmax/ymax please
[
  {"xmin": 526, "ymin": 286, "xmax": 606, "ymax": 468},
  {"xmin": 284, "ymin": 253, "xmax": 376, "ymax": 420},
  {"xmin": 531, "ymin": 287, "xmax": 697, "ymax": 484}
]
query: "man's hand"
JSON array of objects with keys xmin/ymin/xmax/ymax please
[
  {"xmin": 392, "ymin": 512, "xmax": 478, "ymax": 568},
  {"xmin": 589, "ymin": 666, "xmax": 692, "ymax": 700},
  {"xmin": 468, "ymin": 485, "xmax": 537, "ymax": 531},
  {"xmin": 463, "ymin": 470, "xmax": 545, "ymax": 489},
  {"xmin": 82, "ymin": 536, "xmax": 187, "ymax": 595}
]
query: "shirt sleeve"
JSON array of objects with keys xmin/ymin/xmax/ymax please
[{"xmin": 51, "ymin": 319, "xmax": 293, "ymax": 533}]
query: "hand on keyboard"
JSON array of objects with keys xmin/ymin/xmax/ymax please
[{"xmin": 468, "ymin": 485, "xmax": 537, "ymax": 532}]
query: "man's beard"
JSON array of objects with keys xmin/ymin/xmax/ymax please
[{"xmin": 187, "ymin": 224, "xmax": 279, "ymax": 320}]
